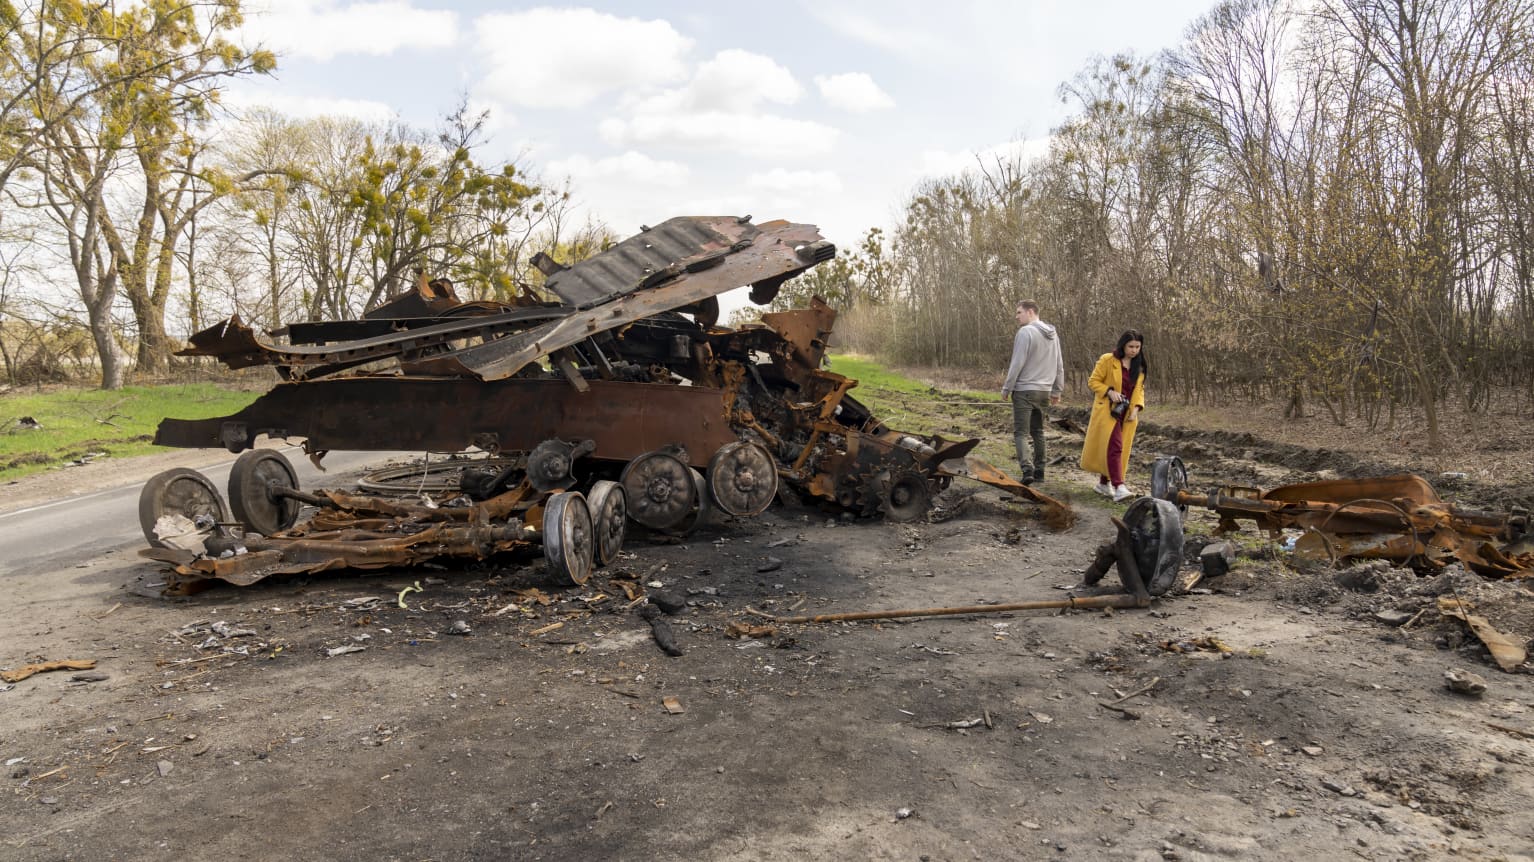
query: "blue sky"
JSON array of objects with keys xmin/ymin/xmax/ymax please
[{"xmin": 229, "ymin": 0, "xmax": 1219, "ymax": 250}]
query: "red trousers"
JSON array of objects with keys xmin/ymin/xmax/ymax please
[{"xmin": 1100, "ymin": 418, "xmax": 1125, "ymax": 486}]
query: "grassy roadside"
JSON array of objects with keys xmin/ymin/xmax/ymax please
[
  {"xmin": 826, "ymin": 353, "xmax": 1023, "ymax": 472},
  {"xmin": 0, "ymin": 384, "xmax": 259, "ymax": 481}
]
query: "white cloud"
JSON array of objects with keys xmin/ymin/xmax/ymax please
[
  {"xmin": 803, "ymin": 2, "xmax": 954, "ymax": 59},
  {"xmin": 919, "ymin": 138, "xmax": 1052, "ymax": 179},
  {"xmin": 242, "ymin": 0, "xmax": 459, "ymax": 62},
  {"xmin": 223, "ymin": 89, "xmax": 396, "ymax": 123},
  {"xmin": 547, "ymin": 151, "xmax": 690, "ymax": 186},
  {"xmin": 598, "ymin": 49, "xmax": 830, "ymax": 159},
  {"xmin": 473, "ymin": 9, "xmax": 693, "ymax": 109},
  {"xmin": 670, "ymin": 49, "xmax": 802, "ymax": 111},
  {"xmin": 814, "ymin": 72, "xmax": 894, "ymax": 112},
  {"xmin": 748, "ymin": 168, "xmax": 843, "ymax": 195},
  {"xmin": 601, "ymin": 111, "xmax": 840, "ymax": 159}
]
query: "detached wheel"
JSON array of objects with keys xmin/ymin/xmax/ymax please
[
  {"xmin": 621, "ymin": 449, "xmax": 697, "ymax": 530},
  {"xmin": 586, "ymin": 480, "xmax": 628, "ymax": 568},
  {"xmin": 1150, "ymin": 455, "xmax": 1189, "ymax": 517},
  {"xmin": 706, "ymin": 441, "xmax": 778, "ymax": 517},
  {"xmin": 138, "ymin": 468, "xmax": 229, "ymax": 548},
  {"xmin": 228, "ymin": 449, "xmax": 302, "ymax": 536},
  {"xmin": 543, "ymin": 491, "xmax": 595, "ymax": 586},
  {"xmin": 1123, "ymin": 496, "xmax": 1185, "ymax": 596}
]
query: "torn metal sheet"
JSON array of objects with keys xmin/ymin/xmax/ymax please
[{"xmin": 1439, "ymin": 597, "xmax": 1528, "ymax": 671}]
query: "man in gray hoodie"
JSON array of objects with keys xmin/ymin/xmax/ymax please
[{"xmin": 1000, "ymin": 300, "xmax": 1064, "ymax": 484}]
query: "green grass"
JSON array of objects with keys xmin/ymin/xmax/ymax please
[
  {"xmin": 826, "ymin": 354, "xmax": 1003, "ymax": 403},
  {"xmin": 825, "ymin": 352, "xmax": 1025, "ymax": 475},
  {"xmin": 0, "ymin": 384, "xmax": 258, "ymax": 481}
]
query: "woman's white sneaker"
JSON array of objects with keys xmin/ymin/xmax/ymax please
[
  {"xmin": 1094, "ymin": 481, "xmax": 1113, "ymax": 497},
  {"xmin": 1112, "ymin": 484, "xmax": 1133, "ymax": 502}
]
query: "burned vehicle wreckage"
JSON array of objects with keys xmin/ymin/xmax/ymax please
[{"xmin": 140, "ymin": 216, "xmax": 1069, "ymax": 593}]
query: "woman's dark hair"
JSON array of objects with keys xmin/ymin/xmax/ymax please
[{"xmin": 1113, "ymin": 330, "xmax": 1147, "ymax": 382}]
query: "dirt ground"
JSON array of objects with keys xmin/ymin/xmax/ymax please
[{"xmin": 4, "ymin": 407, "xmax": 1534, "ymax": 861}]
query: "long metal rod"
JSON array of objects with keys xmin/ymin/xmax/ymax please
[{"xmin": 750, "ymin": 593, "xmax": 1146, "ymax": 625}]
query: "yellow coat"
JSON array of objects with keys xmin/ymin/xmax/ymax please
[{"xmin": 1079, "ymin": 352, "xmax": 1147, "ymax": 478}]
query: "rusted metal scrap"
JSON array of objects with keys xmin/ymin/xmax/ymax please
[
  {"xmin": 142, "ymin": 215, "xmax": 1069, "ymax": 590},
  {"xmin": 1150, "ymin": 456, "xmax": 1532, "ymax": 578}
]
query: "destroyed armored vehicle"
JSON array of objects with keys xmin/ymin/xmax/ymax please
[{"xmin": 140, "ymin": 216, "xmax": 1065, "ymax": 592}]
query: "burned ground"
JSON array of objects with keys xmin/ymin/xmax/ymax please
[{"xmin": 4, "ymin": 421, "xmax": 1534, "ymax": 861}]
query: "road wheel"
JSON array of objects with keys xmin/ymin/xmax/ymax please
[
  {"xmin": 138, "ymin": 468, "xmax": 229, "ymax": 548},
  {"xmin": 228, "ymin": 449, "xmax": 302, "ymax": 536},
  {"xmin": 543, "ymin": 491, "xmax": 594, "ymax": 586},
  {"xmin": 586, "ymin": 480, "xmax": 627, "ymax": 568}
]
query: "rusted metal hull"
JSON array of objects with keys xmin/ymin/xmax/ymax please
[{"xmin": 156, "ymin": 377, "xmax": 739, "ymax": 462}]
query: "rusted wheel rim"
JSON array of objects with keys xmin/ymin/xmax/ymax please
[
  {"xmin": 586, "ymin": 480, "xmax": 628, "ymax": 567},
  {"xmin": 138, "ymin": 468, "xmax": 229, "ymax": 548},
  {"xmin": 620, "ymin": 450, "xmax": 696, "ymax": 529},
  {"xmin": 706, "ymin": 441, "xmax": 778, "ymax": 517},
  {"xmin": 543, "ymin": 491, "xmax": 594, "ymax": 586},
  {"xmin": 228, "ymin": 449, "xmax": 302, "ymax": 536}
]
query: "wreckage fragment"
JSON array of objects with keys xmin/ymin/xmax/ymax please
[{"xmin": 1151, "ymin": 456, "xmax": 1532, "ymax": 579}]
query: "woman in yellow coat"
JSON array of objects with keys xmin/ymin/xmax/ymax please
[{"xmin": 1080, "ymin": 330, "xmax": 1147, "ymax": 502}]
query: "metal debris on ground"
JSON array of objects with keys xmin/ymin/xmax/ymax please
[
  {"xmin": 1, "ymin": 659, "xmax": 97, "ymax": 683},
  {"xmin": 136, "ymin": 215, "xmax": 1071, "ymax": 593},
  {"xmin": 1437, "ymin": 597, "xmax": 1527, "ymax": 671},
  {"xmin": 1151, "ymin": 456, "xmax": 1532, "ymax": 578}
]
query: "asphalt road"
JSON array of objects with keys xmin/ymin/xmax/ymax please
[{"xmin": 0, "ymin": 448, "xmax": 401, "ymax": 578}]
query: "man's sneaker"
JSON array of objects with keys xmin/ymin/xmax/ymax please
[
  {"xmin": 1093, "ymin": 481, "xmax": 1113, "ymax": 497},
  {"xmin": 1112, "ymin": 484, "xmax": 1133, "ymax": 502}
]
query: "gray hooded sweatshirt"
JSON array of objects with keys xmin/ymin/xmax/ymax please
[{"xmin": 1001, "ymin": 321, "xmax": 1064, "ymax": 397}]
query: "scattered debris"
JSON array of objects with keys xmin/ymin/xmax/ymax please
[
  {"xmin": 1158, "ymin": 637, "xmax": 1230, "ymax": 654},
  {"xmin": 894, "ymin": 807, "xmax": 915, "ymax": 821},
  {"xmin": 447, "ymin": 620, "xmax": 472, "ymax": 636},
  {"xmin": 662, "ymin": 696, "xmax": 685, "ymax": 715},
  {"xmin": 639, "ymin": 605, "xmax": 684, "ymax": 656},
  {"xmin": 1151, "ymin": 456, "xmax": 1532, "ymax": 578},
  {"xmin": 648, "ymin": 593, "xmax": 687, "ymax": 615},
  {"xmin": 324, "ymin": 645, "xmax": 367, "ymax": 658},
  {"xmin": 1199, "ymin": 541, "xmax": 1235, "ymax": 580},
  {"xmin": 397, "ymin": 582, "xmax": 423, "ymax": 609},
  {"xmin": 1437, "ymin": 597, "xmax": 1527, "ymax": 671},
  {"xmin": 724, "ymin": 621, "xmax": 777, "ymax": 639},
  {"xmin": 1098, "ymin": 702, "xmax": 1141, "ymax": 720},
  {"xmin": 1, "ymin": 659, "xmax": 97, "ymax": 683},
  {"xmin": 1444, "ymin": 668, "xmax": 1488, "ymax": 697},
  {"xmin": 69, "ymin": 671, "xmax": 109, "ymax": 682}
]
